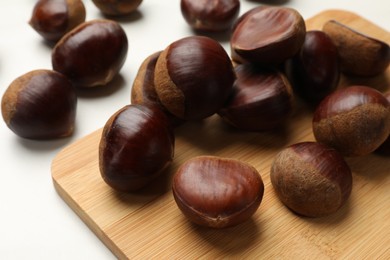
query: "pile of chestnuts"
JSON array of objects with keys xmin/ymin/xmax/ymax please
[{"xmin": 2, "ymin": 1, "xmax": 389, "ymax": 230}]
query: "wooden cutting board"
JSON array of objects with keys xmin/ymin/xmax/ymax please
[{"xmin": 52, "ymin": 9, "xmax": 390, "ymax": 259}]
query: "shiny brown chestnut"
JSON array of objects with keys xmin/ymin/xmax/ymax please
[
  {"xmin": 313, "ymin": 86, "xmax": 390, "ymax": 157},
  {"xmin": 52, "ymin": 19, "xmax": 128, "ymax": 87},
  {"xmin": 131, "ymin": 51, "xmax": 184, "ymax": 127},
  {"xmin": 285, "ymin": 30, "xmax": 340, "ymax": 104},
  {"xmin": 323, "ymin": 20, "xmax": 390, "ymax": 77},
  {"xmin": 218, "ymin": 64, "xmax": 294, "ymax": 131},
  {"xmin": 29, "ymin": 0, "xmax": 86, "ymax": 42},
  {"xmin": 180, "ymin": 0, "xmax": 240, "ymax": 32},
  {"xmin": 154, "ymin": 36, "xmax": 235, "ymax": 120},
  {"xmin": 99, "ymin": 104, "xmax": 175, "ymax": 192},
  {"xmin": 230, "ymin": 6, "xmax": 306, "ymax": 65},
  {"xmin": 376, "ymin": 92, "xmax": 390, "ymax": 154},
  {"xmin": 172, "ymin": 156, "xmax": 264, "ymax": 228},
  {"xmin": 91, "ymin": 0, "xmax": 142, "ymax": 16},
  {"xmin": 270, "ymin": 142, "xmax": 352, "ymax": 217},
  {"xmin": 1, "ymin": 70, "xmax": 77, "ymax": 139}
]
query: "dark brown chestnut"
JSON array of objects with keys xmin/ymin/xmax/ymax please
[
  {"xmin": 172, "ymin": 156, "xmax": 264, "ymax": 228},
  {"xmin": 52, "ymin": 19, "xmax": 128, "ymax": 87},
  {"xmin": 91, "ymin": 0, "xmax": 142, "ymax": 16},
  {"xmin": 285, "ymin": 30, "xmax": 340, "ymax": 104},
  {"xmin": 154, "ymin": 36, "xmax": 235, "ymax": 120},
  {"xmin": 313, "ymin": 86, "xmax": 390, "ymax": 157},
  {"xmin": 230, "ymin": 6, "xmax": 306, "ymax": 65},
  {"xmin": 376, "ymin": 91, "xmax": 390, "ymax": 154},
  {"xmin": 29, "ymin": 0, "xmax": 86, "ymax": 42},
  {"xmin": 270, "ymin": 142, "xmax": 352, "ymax": 217},
  {"xmin": 180, "ymin": 0, "xmax": 240, "ymax": 32},
  {"xmin": 323, "ymin": 20, "xmax": 390, "ymax": 77},
  {"xmin": 131, "ymin": 51, "xmax": 184, "ymax": 127},
  {"xmin": 218, "ymin": 64, "xmax": 293, "ymax": 131},
  {"xmin": 99, "ymin": 104, "xmax": 175, "ymax": 192},
  {"xmin": 1, "ymin": 70, "xmax": 77, "ymax": 139}
]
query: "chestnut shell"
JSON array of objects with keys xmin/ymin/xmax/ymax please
[
  {"xmin": 270, "ymin": 142, "xmax": 352, "ymax": 217},
  {"xmin": 29, "ymin": 0, "xmax": 86, "ymax": 42},
  {"xmin": 230, "ymin": 6, "xmax": 306, "ymax": 65},
  {"xmin": 180, "ymin": 0, "xmax": 240, "ymax": 32},
  {"xmin": 313, "ymin": 86, "xmax": 390, "ymax": 157},
  {"xmin": 154, "ymin": 36, "xmax": 235, "ymax": 120},
  {"xmin": 99, "ymin": 104, "xmax": 175, "ymax": 192},
  {"xmin": 285, "ymin": 30, "xmax": 340, "ymax": 104},
  {"xmin": 52, "ymin": 19, "xmax": 128, "ymax": 87},
  {"xmin": 172, "ymin": 156, "xmax": 264, "ymax": 228},
  {"xmin": 218, "ymin": 64, "xmax": 293, "ymax": 131},
  {"xmin": 1, "ymin": 70, "xmax": 77, "ymax": 139},
  {"xmin": 92, "ymin": 0, "xmax": 143, "ymax": 16}
]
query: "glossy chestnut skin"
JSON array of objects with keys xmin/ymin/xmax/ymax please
[
  {"xmin": 271, "ymin": 142, "xmax": 352, "ymax": 217},
  {"xmin": 52, "ymin": 19, "xmax": 128, "ymax": 87},
  {"xmin": 154, "ymin": 36, "xmax": 235, "ymax": 120},
  {"xmin": 1, "ymin": 70, "xmax": 77, "ymax": 139},
  {"xmin": 230, "ymin": 6, "xmax": 306, "ymax": 65},
  {"xmin": 99, "ymin": 104, "xmax": 175, "ymax": 192},
  {"xmin": 131, "ymin": 51, "xmax": 184, "ymax": 127},
  {"xmin": 180, "ymin": 0, "xmax": 240, "ymax": 32},
  {"xmin": 313, "ymin": 86, "xmax": 390, "ymax": 157},
  {"xmin": 172, "ymin": 156, "xmax": 264, "ymax": 228},
  {"xmin": 29, "ymin": 0, "xmax": 86, "ymax": 42},
  {"xmin": 323, "ymin": 20, "xmax": 390, "ymax": 77},
  {"xmin": 285, "ymin": 30, "xmax": 340, "ymax": 104},
  {"xmin": 218, "ymin": 64, "xmax": 294, "ymax": 131},
  {"xmin": 92, "ymin": 0, "xmax": 142, "ymax": 16}
]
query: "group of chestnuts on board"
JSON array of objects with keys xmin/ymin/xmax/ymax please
[{"xmin": 1, "ymin": 1, "xmax": 390, "ymax": 229}]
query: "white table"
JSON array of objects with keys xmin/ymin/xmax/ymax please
[{"xmin": 0, "ymin": 0, "xmax": 388, "ymax": 259}]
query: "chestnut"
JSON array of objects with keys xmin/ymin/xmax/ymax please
[
  {"xmin": 131, "ymin": 51, "xmax": 184, "ymax": 127},
  {"xmin": 172, "ymin": 156, "xmax": 264, "ymax": 228},
  {"xmin": 52, "ymin": 19, "xmax": 128, "ymax": 87},
  {"xmin": 180, "ymin": 0, "xmax": 240, "ymax": 32},
  {"xmin": 91, "ymin": 0, "xmax": 142, "ymax": 16},
  {"xmin": 230, "ymin": 6, "xmax": 306, "ymax": 65},
  {"xmin": 218, "ymin": 64, "xmax": 293, "ymax": 131},
  {"xmin": 1, "ymin": 70, "xmax": 77, "ymax": 139},
  {"xmin": 99, "ymin": 104, "xmax": 175, "ymax": 192},
  {"xmin": 376, "ymin": 91, "xmax": 390, "ymax": 154},
  {"xmin": 154, "ymin": 36, "xmax": 235, "ymax": 120},
  {"xmin": 285, "ymin": 30, "xmax": 340, "ymax": 104},
  {"xmin": 313, "ymin": 86, "xmax": 390, "ymax": 157},
  {"xmin": 270, "ymin": 142, "xmax": 352, "ymax": 217},
  {"xmin": 29, "ymin": 0, "xmax": 86, "ymax": 42},
  {"xmin": 323, "ymin": 20, "xmax": 390, "ymax": 77}
]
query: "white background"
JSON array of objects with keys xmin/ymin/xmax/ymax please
[{"xmin": 0, "ymin": 0, "xmax": 389, "ymax": 259}]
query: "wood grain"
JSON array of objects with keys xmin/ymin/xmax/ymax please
[{"xmin": 52, "ymin": 9, "xmax": 390, "ymax": 259}]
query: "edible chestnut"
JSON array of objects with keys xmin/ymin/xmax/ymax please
[
  {"xmin": 313, "ymin": 86, "xmax": 390, "ymax": 157},
  {"xmin": 172, "ymin": 156, "xmax": 264, "ymax": 228},
  {"xmin": 323, "ymin": 20, "xmax": 390, "ymax": 77},
  {"xmin": 131, "ymin": 51, "xmax": 184, "ymax": 127},
  {"xmin": 99, "ymin": 104, "xmax": 175, "ymax": 192},
  {"xmin": 29, "ymin": 0, "xmax": 86, "ymax": 42},
  {"xmin": 52, "ymin": 19, "xmax": 128, "ymax": 87},
  {"xmin": 1, "ymin": 70, "xmax": 77, "ymax": 139},
  {"xmin": 230, "ymin": 6, "xmax": 306, "ymax": 65},
  {"xmin": 376, "ymin": 91, "xmax": 390, "ymax": 154},
  {"xmin": 91, "ymin": 0, "xmax": 142, "ymax": 16},
  {"xmin": 154, "ymin": 36, "xmax": 235, "ymax": 120},
  {"xmin": 285, "ymin": 30, "xmax": 340, "ymax": 104},
  {"xmin": 180, "ymin": 0, "xmax": 240, "ymax": 32},
  {"xmin": 218, "ymin": 64, "xmax": 293, "ymax": 131},
  {"xmin": 270, "ymin": 142, "xmax": 352, "ymax": 217}
]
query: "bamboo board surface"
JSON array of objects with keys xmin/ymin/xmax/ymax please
[{"xmin": 52, "ymin": 10, "xmax": 390, "ymax": 259}]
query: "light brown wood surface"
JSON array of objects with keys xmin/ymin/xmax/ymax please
[{"xmin": 52, "ymin": 10, "xmax": 390, "ymax": 259}]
